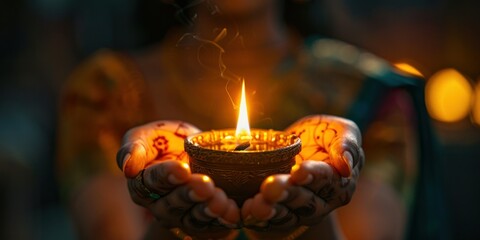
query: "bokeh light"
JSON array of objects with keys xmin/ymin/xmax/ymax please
[
  {"xmin": 425, "ymin": 68, "xmax": 473, "ymax": 122},
  {"xmin": 473, "ymin": 80, "xmax": 480, "ymax": 125}
]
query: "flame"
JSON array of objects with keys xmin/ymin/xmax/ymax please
[{"xmin": 235, "ymin": 80, "xmax": 251, "ymax": 139}]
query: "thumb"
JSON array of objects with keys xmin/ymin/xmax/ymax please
[
  {"xmin": 116, "ymin": 140, "xmax": 148, "ymax": 178},
  {"xmin": 328, "ymin": 137, "xmax": 359, "ymax": 178}
]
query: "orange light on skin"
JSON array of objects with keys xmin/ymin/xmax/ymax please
[
  {"xmin": 394, "ymin": 63, "xmax": 424, "ymax": 77},
  {"xmin": 425, "ymin": 68, "xmax": 473, "ymax": 122},
  {"xmin": 188, "ymin": 174, "xmax": 215, "ymax": 201},
  {"xmin": 181, "ymin": 162, "xmax": 190, "ymax": 170},
  {"xmin": 291, "ymin": 164, "xmax": 300, "ymax": 174},
  {"xmin": 261, "ymin": 175, "xmax": 290, "ymax": 203},
  {"xmin": 202, "ymin": 175, "xmax": 211, "ymax": 182},
  {"xmin": 235, "ymin": 80, "xmax": 251, "ymax": 140},
  {"xmin": 265, "ymin": 176, "xmax": 275, "ymax": 184}
]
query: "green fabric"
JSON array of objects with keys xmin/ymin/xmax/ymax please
[
  {"xmin": 305, "ymin": 35, "xmax": 450, "ymax": 239},
  {"xmin": 348, "ymin": 59, "xmax": 449, "ymax": 239}
]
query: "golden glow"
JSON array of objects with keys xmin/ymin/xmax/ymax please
[
  {"xmin": 202, "ymin": 175, "xmax": 211, "ymax": 182},
  {"xmin": 235, "ymin": 80, "xmax": 251, "ymax": 139},
  {"xmin": 291, "ymin": 164, "xmax": 300, "ymax": 173},
  {"xmin": 394, "ymin": 63, "xmax": 424, "ymax": 77},
  {"xmin": 425, "ymin": 68, "xmax": 473, "ymax": 122},
  {"xmin": 265, "ymin": 175, "xmax": 275, "ymax": 184},
  {"xmin": 181, "ymin": 162, "xmax": 190, "ymax": 170},
  {"xmin": 473, "ymin": 81, "xmax": 480, "ymax": 125}
]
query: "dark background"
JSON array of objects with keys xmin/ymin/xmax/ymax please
[{"xmin": 1, "ymin": 0, "xmax": 479, "ymax": 239}]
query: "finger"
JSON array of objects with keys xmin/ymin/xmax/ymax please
[
  {"xmin": 269, "ymin": 204, "xmax": 297, "ymax": 228},
  {"xmin": 142, "ymin": 160, "xmax": 191, "ymax": 196},
  {"xmin": 241, "ymin": 198, "xmax": 253, "ymax": 219},
  {"xmin": 117, "ymin": 140, "xmax": 148, "ymax": 178},
  {"xmin": 127, "ymin": 176, "xmax": 157, "ymax": 206},
  {"xmin": 280, "ymin": 185, "xmax": 330, "ymax": 225},
  {"xmin": 290, "ymin": 161, "xmax": 335, "ymax": 194},
  {"xmin": 218, "ymin": 199, "xmax": 241, "ymax": 228},
  {"xmin": 324, "ymin": 170, "xmax": 358, "ymax": 209},
  {"xmin": 260, "ymin": 174, "xmax": 290, "ymax": 204},
  {"xmin": 182, "ymin": 212, "xmax": 235, "ymax": 240},
  {"xmin": 205, "ymin": 188, "xmax": 229, "ymax": 218},
  {"xmin": 187, "ymin": 174, "xmax": 216, "ymax": 202},
  {"xmin": 356, "ymin": 146, "xmax": 366, "ymax": 170},
  {"xmin": 149, "ymin": 174, "xmax": 216, "ymax": 228},
  {"xmin": 184, "ymin": 203, "xmax": 216, "ymax": 230},
  {"xmin": 183, "ymin": 204, "xmax": 238, "ymax": 235},
  {"xmin": 242, "ymin": 198, "xmax": 270, "ymax": 228},
  {"xmin": 293, "ymin": 161, "xmax": 354, "ymax": 208},
  {"xmin": 130, "ymin": 172, "xmax": 214, "ymax": 219},
  {"xmin": 288, "ymin": 161, "xmax": 355, "ymax": 213},
  {"xmin": 328, "ymin": 136, "xmax": 364, "ymax": 177},
  {"xmin": 127, "ymin": 161, "xmax": 190, "ymax": 206},
  {"xmin": 250, "ymin": 194, "xmax": 276, "ymax": 221},
  {"xmin": 290, "ymin": 163, "xmax": 313, "ymax": 186},
  {"xmin": 316, "ymin": 178, "xmax": 355, "ymax": 209},
  {"xmin": 149, "ymin": 184, "xmax": 195, "ymax": 228},
  {"xmin": 326, "ymin": 139, "xmax": 351, "ymax": 177}
]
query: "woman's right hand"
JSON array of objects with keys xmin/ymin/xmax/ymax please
[
  {"xmin": 116, "ymin": 121, "xmax": 240, "ymax": 238},
  {"xmin": 239, "ymin": 115, "xmax": 364, "ymax": 238}
]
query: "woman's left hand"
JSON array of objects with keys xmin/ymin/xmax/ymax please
[
  {"xmin": 116, "ymin": 121, "xmax": 241, "ymax": 239},
  {"xmin": 241, "ymin": 115, "xmax": 365, "ymax": 234}
]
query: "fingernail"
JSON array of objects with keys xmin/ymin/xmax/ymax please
[
  {"xmin": 243, "ymin": 215, "xmax": 260, "ymax": 226},
  {"xmin": 243, "ymin": 215, "xmax": 253, "ymax": 225},
  {"xmin": 343, "ymin": 152, "xmax": 354, "ymax": 167},
  {"xmin": 298, "ymin": 174, "xmax": 313, "ymax": 185},
  {"xmin": 278, "ymin": 190, "xmax": 289, "ymax": 202},
  {"xmin": 168, "ymin": 174, "xmax": 184, "ymax": 185},
  {"xmin": 244, "ymin": 215, "xmax": 268, "ymax": 227},
  {"xmin": 188, "ymin": 190, "xmax": 203, "ymax": 202},
  {"xmin": 218, "ymin": 218, "xmax": 238, "ymax": 228},
  {"xmin": 204, "ymin": 207, "xmax": 218, "ymax": 218},
  {"xmin": 122, "ymin": 153, "xmax": 131, "ymax": 171},
  {"xmin": 255, "ymin": 221, "xmax": 269, "ymax": 227},
  {"xmin": 267, "ymin": 208, "xmax": 277, "ymax": 220}
]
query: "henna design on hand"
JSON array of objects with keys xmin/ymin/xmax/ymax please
[
  {"xmin": 174, "ymin": 122, "xmax": 193, "ymax": 138},
  {"xmin": 317, "ymin": 185, "xmax": 335, "ymax": 203},
  {"xmin": 287, "ymin": 115, "xmax": 342, "ymax": 164},
  {"xmin": 153, "ymin": 136, "xmax": 169, "ymax": 160},
  {"xmin": 292, "ymin": 195, "xmax": 316, "ymax": 218}
]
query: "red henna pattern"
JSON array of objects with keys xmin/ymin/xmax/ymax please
[
  {"xmin": 173, "ymin": 122, "xmax": 190, "ymax": 139},
  {"xmin": 153, "ymin": 136, "xmax": 169, "ymax": 159}
]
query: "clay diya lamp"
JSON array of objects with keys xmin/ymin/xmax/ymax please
[{"xmin": 184, "ymin": 129, "xmax": 301, "ymax": 205}]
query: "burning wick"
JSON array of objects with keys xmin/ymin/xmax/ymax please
[{"xmin": 234, "ymin": 141, "xmax": 251, "ymax": 151}]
